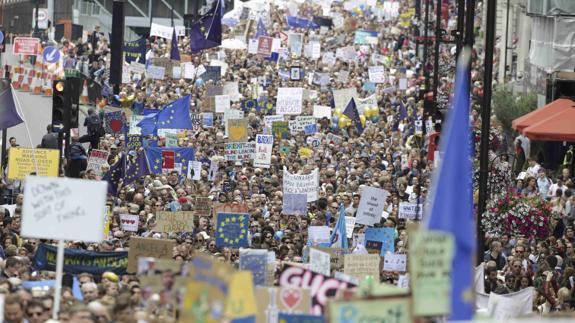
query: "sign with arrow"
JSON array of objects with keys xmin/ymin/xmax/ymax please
[{"xmin": 43, "ymin": 46, "xmax": 61, "ymax": 64}]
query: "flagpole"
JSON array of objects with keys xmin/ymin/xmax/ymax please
[{"xmin": 477, "ymin": 0, "xmax": 497, "ymax": 265}]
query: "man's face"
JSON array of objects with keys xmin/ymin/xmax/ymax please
[
  {"xmin": 70, "ymin": 310, "xmax": 93, "ymax": 323},
  {"xmin": 9, "ymin": 139, "xmax": 16, "ymax": 147},
  {"xmin": 26, "ymin": 305, "xmax": 47, "ymax": 323},
  {"xmin": 82, "ymin": 285, "xmax": 98, "ymax": 301},
  {"xmin": 5, "ymin": 303, "xmax": 24, "ymax": 323}
]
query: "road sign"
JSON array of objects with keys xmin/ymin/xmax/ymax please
[
  {"xmin": 13, "ymin": 37, "xmax": 40, "ymax": 56},
  {"xmin": 32, "ymin": 8, "xmax": 49, "ymax": 29},
  {"xmin": 43, "ymin": 46, "xmax": 60, "ymax": 64}
]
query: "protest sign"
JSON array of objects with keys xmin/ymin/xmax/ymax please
[
  {"xmin": 383, "ymin": 254, "xmax": 407, "ymax": 272},
  {"xmin": 126, "ymin": 134, "xmax": 143, "ymax": 151},
  {"xmin": 356, "ymin": 94, "xmax": 378, "ymax": 115},
  {"xmin": 227, "ymin": 118, "xmax": 248, "ymax": 142},
  {"xmin": 288, "ymin": 33, "xmax": 303, "ymax": 57},
  {"xmin": 127, "ymin": 237, "xmax": 175, "ymax": 273},
  {"xmin": 215, "ymin": 213, "xmax": 250, "ymax": 248},
  {"xmin": 155, "ymin": 211, "xmax": 194, "ymax": 232},
  {"xmin": 223, "ymin": 109, "xmax": 244, "ymax": 136},
  {"xmin": 203, "ymin": 112, "xmax": 214, "ymax": 128},
  {"xmin": 345, "ymin": 216, "xmax": 356, "ymax": 238},
  {"xmin": 276, "ymin": 87, "xmax": 303, "ymax": 115},
  {"xmin": 283, "ymin": 168, "xmax": 319, "ymax": 202},
  {"xmin": 279, "ymin": 264, "xmax": 355, "ymax": 315},
  {"xmin": 129, "ymin": 115, "xmax": 144, "ymax": 135},
  {"xmin": 248, "ymin": 38, "xmax": 258, "ymax": 54},
  {"xmin": 35, "ymin": 243, "xmax": 128, "ymax": 275},
  {"xmin": 191, "ymin": 196, "xmax": 212, "ymax": 217},
  {"xmin": 255, "ymin": 287, "xmax": 312, "ymax": 323},
  {"xmin": 399, "ymin": 78, "xmax": 408, "ymax": 90},
  {"xmin": 282, "ymin": 193, "xmax": 307, "ymax": 215},
  {"xmin": 409, "ymin": 230, "xmax": 454, "ymax": 316},
  {"xmin": 124, "ymin": 38, "xmax": 146, "ymax": 64},
  {"xmin": 355, "ymin": 186, "xmax": 389, "ymax": 226},
  {"xmin": 254, "ymin": 134, "xmax": 273, "ymax": 168},
  {"xmin": 353, "ymin": 30, "xmax": 379, "ymax": 45},
  {"xmin": 223, "ymin": 82, "xmax": 240, "ymax": 102},
  {"xmin": 212, "ymin": 203, "xmax": 249, "ymax": 222},
  {"xmin": 343, "ymin": 254, "xmax": 381, "ymax": 281},
  {"xmin": 85, "ymin": 149, "xmax": 109, "ymax": 177},
  {"xmin": 277, "ymin": 313, "xmax": 323, "ymax": 323},
  {"xmin": 364, "ymin": 227, "xmax": 395, "ymax": 256},
  {"xmin": 119, "ymin": 214, "xmax": 139, "ymax": 232},
  {"xmin": 310, "ymin": 248, "xmax": 331, "ymax": 276},
  {"xmin": 187, "ymin": 161, "xmax": 202, "ymax": 180},
  {"xmin": 328, "ymin": 298, "xmax": 411, "ymax": 323},
  {"xmin": 313, "ymin": 247, "xmax": 345, "ymax": 271},
  {"xmin": 149, "ymin": 23, "xmax": 173, "ymax": 39},
  {"xmin": 485, "ymin": 287, "xmax": 534, "ymax": 319},
  {"xmin": 313, "ymin": 105, "xmax": 332, "ymax": 119},
  {"xmin": 332, "ymin": 88, "xmax": 358, "ymax": 111},
  {"xmin": 398, "ymin": 202, "xmax": 423, "ymax": 220},
  {"xmin": 183, "ymin": 63, "xmax": 196, "ymax": 79},
  {"xmin": 257, "ymin": 36, "xmax": 273, "ymax": 57},
  {"xmin": 335, "ymin": 46, "xmax": 356, "ymax": 62},
  {"xmin": 306, "ymin": 136, "xmax": 321, "ymax": 148},
  {"xmin": 308, "ymin": 226, "xmax": 330, "ymax": 246},
  {"xmin": 202, "ymin": 65, "xmax": 221, "ymax": 82},
  {"xmin": 8, "ymin": 148, "xmax": 59, "ymax": 180},
  {"xmin": 224, "ymin": 142, "xmax": 256, "ymax": 161},
  {"xmin": 146, "ymin": 65, "xmax": 165, "ymax": 79},
  {"xmin": 225, "ymin": 271, "xmax": 258, "ymax": 320},
  {"xmin": 239, "ymin": 248, "xmax": 268, "ymax": 286},
  {"xmin": 289, "ymin": 116, "xmax": 316, "ymax": 135},
  {"xmin": 337, "ymin": 70, "xmax": 349, "ymax": 83},
  {"xmin": 264, "ymin": 115, "xmax": 284, "ymax": 127},
  {"xmin": 322, "ymin": 51, "xmax": 336, "ymax": 65},
  {"xmin": 368, "ymin": 66, "xmax": 385, "ymax": 83},
  {"xmin": 22, "ymin": 177, "xmax": 107, "ymax": 242},
  {"xmin": 272, "ymin": 121, "xmax": 290, "ymax": 139}
]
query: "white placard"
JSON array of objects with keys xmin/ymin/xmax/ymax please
[
  {"xmin": 355, "ymin": 186, "xmax": 390, "ymax": 226},
  {"xmin": 120, "ymin": 214, "xmax": 139, "ymax": 232},
  {"xmin": 215, "ymin": 95, "xmax": 231, "ymax": 113},
  {"xmin": 313, "ymin": 105, "xmax": 332, "ymax": 119},
  {"xmin": 129, "ymin": 62, "xmax": 146, "ymax": 74},
  {"xmin": 332, "ymin": 88, "xmax": 358, "ymax": 111},
  {"xmin": 172, "ymin": 66, "xmax": 182, "ymax": 79},
  {"xmin": 368, "ymin": 66, "xmax": 385, "ymax": 83},
  {"xmin": 276, "ymin": 87, "xmax": 304, "ymax": 115},
  {"xmin": 129, "ymin": 115, "xmax": 144, "ymax": 135},
  {"xmin": 223, "ymin": 82, "xmax": 240, "ymax": 102},
  {"xmin": 254, "ymin": 134, "xmax": 273, "ymax": 169},
  {"xmin": 150, "ymin": 23, "xmax": 174, "ymax": 39},
  {"xmin": 308, "ymin": 226, "xmax": 330, "ymax": 246},
  {"xmin": 283, "ymin": 168, "xmax": 319, "ymax": 202},
  {"xmin": 183, "ymin": 63, "xmax": 196, "ymax": 79},
  {"xmin": 383, "ymin": 254, "xmax": 407, "ymax": 272},
  {"xmin": 345, "ymin": 216, "xmax": 356, "ymax": 239},
  {"xmin": 322, "ymin": 52, "xmax": 336, "ymax": 65},
  {"xmin": 397, "ymin": 275, "xmax": 409, "ymax": 288},
  {"xmin": 22, "ymin": 177, "xmax": 107, "ymax": 242},
  {"xmin": 146, "ymin": 65, "xmax": 165, "ymax": 80},
  {"xmin": 248, "ymin": 38, "xmax": 259, "ymax": 54},
  {"xmin": 356, "ymin": 94, "xmax": 378, "ymax": 115},
  {"xmin": 311, "ymin": 41, "xmax": 321, "ymax": 59},
  {"xmin": 399, "ymin": 78, "xmax": 408, "ymax": 90},
  {"xmin": 264, "ymin": 115, "xmax": 284, "ymax": 127},
  {"xmin": 187, "ymin": 161, "xmax": 202, "ymax": 180},
  {"xmin": 310, "ymin": 248, "xmax": 331, "ymax": 276},
  {"xmin": 398, "ymin": 202, "xmax": 423, "ymax": 220},
  {"xmin": 196, "ymin": 64, "xmax": 207, "ymax": 76}
]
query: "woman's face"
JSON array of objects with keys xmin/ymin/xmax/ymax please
[{"xmin": 520, "ymin": 277, "xmax": 529, "ymax": 288}]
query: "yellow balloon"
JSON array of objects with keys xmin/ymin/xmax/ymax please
[
  {"xmin": 360, "ymin": 115, "xmax": 366, "ymax": 126},
  {"xmin": 334, "ymin": 108, "xmax": 342, "ymax": 117},
  {"xmin": 338, "ymin": 118, "xmax": 348, "ymax": 129},
  {"xmin": 364, "ymin": 107, "xmax": 373, "ymax": 117}
]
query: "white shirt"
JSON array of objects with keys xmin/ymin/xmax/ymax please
[
  {"xmin": 526, "ymin": 163, "xmax": 541, "ymax": 177},
  {"xmin": 548, "ymin": 183, "xmax": 568, "ymax": 198}
]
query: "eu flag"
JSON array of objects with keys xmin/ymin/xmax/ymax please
[
  {"xmin": 398, "ymin": 100, "xmax": 408, "ymax": 121},
  {"xmin": 102, "ymin": 154, "xmax": 126, "ymax": 196},
  {"xmin": 124, "ymin": 151, "xmax": 150, "ymax": 186},
  {"xmin": 0, "ymin": 83, "xmax": 23, "ymax": 129},
  {"xmin": 157, "ymin": 95, "xmax": 193, "ymax": 130},
  {"xmin": 424, "ymin": 48, "xmax": 474, "ymax": 320},
  {"xmin": 255, "ymin": 18, "xmax": 267, "ymax": 39},
  {"xmin": 286, "ymin": 16, "xmax": 319, "ymax": 29},
  {"xmin": 145, "ymin": 147, "xmax": 195, "ymax": 176},
  {"xmin": 170, "ymin": 28, "xmax": 180, "ymax": 61},
  {"xmin": 136, "ymin": 112, "xmax": 158, "ymax": 136},
  {"xmin": 330, "ymin": 205, "xmax": 348, "ymax": 250},
  {"xmin": 342, "ymin": 98, "xmax": 364, "ymax": 134},
  {"xmin": 190, "ymin": 0, "xmax": 223, "ymax": 53}
]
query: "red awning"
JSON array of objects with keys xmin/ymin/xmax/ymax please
[
  {"xmin": 511, "ymin": 98, "xmax": 573, "ymax": 132},
  {"xmin": 522, "ymin": 103, "xmax": 575, "ymax": 141}
]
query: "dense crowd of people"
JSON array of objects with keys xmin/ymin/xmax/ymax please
[{"xmin": 1, "ymin": 0, "xmax": 574, "ymax": 322}]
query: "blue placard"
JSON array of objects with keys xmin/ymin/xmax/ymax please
[
  {"xmin": 42, "ymin": 46, "xmax": 61, "ymax": 64},
  {"xmin": 215, "ymin": 213, "xmax": 249, "ymax": 248},
  {"xmin": 365, "ymin": 227, "xmax": 395, "ymax": 256}
]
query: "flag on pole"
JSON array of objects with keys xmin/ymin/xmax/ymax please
[
  {"xmin": 102, "ymin": 154, "xmax": 126, "ymax": 196},
  {"xmin": 255, "ymin": 18, "xmax": 267, "ymax": 39},
  {"xmin": 124, "ymin": 151, "xmax": 150, "ymax": 186},
  {"xmin": 0, "ymin": 83, "xmax": 24, "ymax": 129},
  {"xmin": 190, "ymin": 0, "xmax": 223, "ymax": 53},
  {"xmin": 330, "ymin": 204, "xmax": 348, "ymax": 250},
  {"xmin": 170, "ymin": 28, "xmax": 181, "ymax": 61},
  {"xmin": 342, "ymin": 98, "xmax": 364, "ymax": 134},
  {"xmin": 424, "ymin": 48, "xmax": 474, "ymax": 321}
]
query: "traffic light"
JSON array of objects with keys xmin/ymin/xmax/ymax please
[
  {"xmin": 51, "ymin": 80, "xmax": 66, "ymax": 132},
  {"xmin": 66, "ymin": 78, "xmax": 81, "ymax": 129}
]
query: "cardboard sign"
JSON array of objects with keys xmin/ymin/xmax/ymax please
[
  {"xmin": 276, "ymin": 87, "xmax": 303, "ymax": 115},
  {"xmin": 343, "ymin": 254, "xmax": 381, "ymax": 281},
  {"xmin": 313, "ymin": 247, "xmax": 345, "ymax": 271},
  {"xmin": 224, "ymin": 142, "xmax": 256, "ymax": 161},
  {"xmin": 355, "ymin": 186, "xmax": 389, "ymax": 226},
  {"xmin": 310, "ymin": 248, "xmax": 330, "ymax": 276},
  {"xmin": 8, "ymin": 148, "xmax": 59, "ymax": 180},
  {"xmin": 22, "ymin": 177, "xmax": 107, "ymax": 242},
  {"xmin": 191, "ymin": 196, "xmax": 212, "ymax": 217},
  {"xmin": 119, "ymin": 214, "xmax": 139, "ymax": 232},
  {"xmin": 257, "ymin": 36, "xmax": 274, "ymax": 57},
  {"xmin": 212, "ymin": 202, "xmax": 249, "ymax": 221},
  {"xmin": 279, "ymin": 265, "xmax": 355, "ymax": 315},
  {"xmin": 364, "ymin": 228, "xmax": 395, "ymax": 256},
  {"xmin": 127, "ymin": 237, "xmax": 175, "ymax": 273},
  {"xmin": 255, "ymin": 287, "xmax": 312, "ymax": 323},
  {"xmin": 283, "ymin": 168, "xmax": 319, "ymax": 202},
  {"xmin": 227, "ymin": 118, "xmax": 249, "ymax": 142},
  {"xmin": 328, "ymin": 298, "xmax": 411, "ymax": 323},
  {"xmin": 215, "ymin": 213, "xmax": 249, "ymax": 248},
  {"xmin": 368, "ymin": 66, "xmax": 385, "ymax": 83},
  {"xmin": 398, "ymin": 202, "xmax": 423, "ymax": 220},
  {"xmin": 254, "ymin": 134, "xmax": 273, "ymax": 168},
  {"xmin": 155, "ymin": 211, "xmax": 194, "ymax": 232},
  {"xmin": 383, "ymin": 254, "xmax": 407, "ymax": 272},
  {"xmin": 409, "ymin": 230, "xmax": 455, "ymax": 316}
]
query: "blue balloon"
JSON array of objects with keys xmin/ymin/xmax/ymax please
[
  {"xmin": 274, "ymin": 230, "xmax": 284, "ymax": 241},
  {"xmin": 332, "ymin": 116, "xmax": 339, "ymax": 125}
]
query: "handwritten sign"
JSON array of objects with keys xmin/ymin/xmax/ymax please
[
  {"xmin": 310, "ymin": 248, "xmax": 330, "ymax": 276},
  {"xmin": 398, "ymin": 202, "xmax": 423, "ymax": 220},
  {"xmin": 409, "ymin": 230, "xmax": 454, "ymax": 316},
  {"xmin": 120, "ymin": 214, "xmax": 139, "ymax": 232},
  {"xmin": 345, "ymin": 216, "xmax": 356, "ymax": 238},
  {"xmin": 146, "ymin": 65, "xmax": 165, "ymax": 80},
  {"xmin": 289, "ymin": 116, "xmax": 316, "ymax": 135},
  {"xmin": 276, "ymin": 87, "xmax": 303, "ymax": 115},
  {"xmin": 283, "ymin": 168, "xmax": 319, "ymax": 202},
  {"xmin": 224, "ymin": 142, "xmax": 256, "ymax": 161},
  {"xmin": 328, "ymin": 298, "xmax": 411, "ymax": 323},
  {"xmin": 254, "ymin": 134, "xmax": 273, "ymax": 168},
  {"xmin": 356, "ymin": 186, "xmax": 389, "ymax": 226},
  {"xmin": 8, "ymin": 148, "xmax": 59, "ymax": 180},
  {"xmin": 215, "ymin": 94, "xmax": 230, "ymax": 113},
  {"xmin": 149, "ymin": 23, "xmax": 173, "ymax": 39},
  {"xmin": 344, "ymin": 254, "xmax": 381, "ymax": 281},
  {"xmin": 368, "ymin": 66, "xmax": 385, "ymax": 83},
  {"xmin": 86, "ymin": 149, "xmax": 109, "ymax": 177},
  {"xmin": 383, "ymin": 254, "xmax": 407, "ymax": 272},
  {"xmin": 313, "ymin": 105, "xmax": 332, "ymax": 119},
  {"xmin": 155, "ymin": 211, "xmax": 194, "ymax": 232},
  {"xmin": 127, "ymin": 237, "xmax": 175, "ymax": 273},
  {"xmin": 22, "ymin": 177, "xmax": 107, "ymax": 242}
]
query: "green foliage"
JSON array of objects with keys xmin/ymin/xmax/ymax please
[{"xmin": 492, "ymin": 86, "xmax": 538, "ymax": 133}]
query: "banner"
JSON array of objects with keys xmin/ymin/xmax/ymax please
[
  {"xmin": 8, "ymin": 148, "xmax": 59, "ymax": 180},
  {"xmin": 224, "ymin": 142, "xmax": 256, "ymax": 161},
  {"xmin": 86, "ymin": 149, "xmax": 109, "ymax": 177},
  {"xmin": 254, "ymin": 134, "xmax": 273, "ymax": 168},
  {"xmin": 283, "ymin": 168, "xmax": 319, "ymax": 202},
  {"xmin": 35, "ymin": 243, "xmax": 128, "ymax": 275},
  {"xmin": 276, "ymin": 87, "xmax": 303, "ymax": 115},
  {"xmin": 124, "ymin": 38, "xmax": 146, "ymax": 64},
  {"xmin": 355, "ymin": 186, "xmax": 389, "ymax": 226}
]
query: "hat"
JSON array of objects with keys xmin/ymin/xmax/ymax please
[
  {"xmin": 102, "ymin": 272, "xmax": 119, "ymax": 282},
  {"xmin": 110, "ymin": 144, "xmax": 118, "ymax": 149}
]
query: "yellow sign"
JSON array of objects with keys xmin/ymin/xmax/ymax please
[
  {"xmin": 8, "ymin": 148, "xmax": 59, "ymax": 180},
  {"xmin": 225, "ymin": 271, "xmax": 257, "ymax": 319},
  {"xmin": 298, "ymin": 147, "xmax": 313, "ymax": 158}
]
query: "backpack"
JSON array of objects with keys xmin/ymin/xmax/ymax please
[{"xmin": 87, "ymin": 114, "xmax": 105, "ymax": 137}]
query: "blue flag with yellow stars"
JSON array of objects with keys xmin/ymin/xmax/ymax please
[
  {"xmin": 157, "ymin": 95, "xmax": 193, "ymax": 130},
  {"xmin": 124, "ymin": 151, "xmax": 150, "ymax": 186},
  {"xmin": 102, "ymin": 154, "xmax": 126, "ymax": 196},
  {"xmin": 190, "ymin": 0, "xmax": 223, "ymax": 53},
  {"xmin": 215, "ymin": 213, "xmax": 249, "ymax": 248},
  {"xmin": 170, "ymin": 28, "xmax": 180, "ymax": 61},
  {"xmin": 145, "ymin": 147, "xmax": 195, "ymax": 176},
  {"xmin": 342, "ymin": 98, "xmax": 364, "ymax": 134}
]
